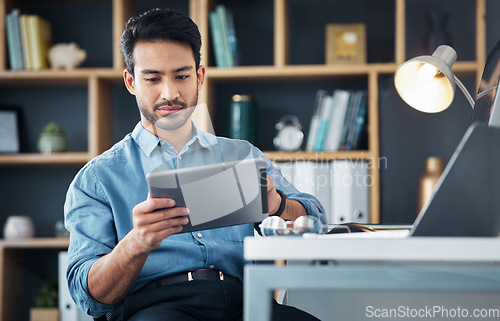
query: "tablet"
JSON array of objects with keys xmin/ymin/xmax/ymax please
[{"xmin": 146, "ymin": 158, "xmax": 269, "ymax": 233}]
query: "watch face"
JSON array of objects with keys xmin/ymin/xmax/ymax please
[{"xmin": 274, "ymin": 125, "xmax": 304, "ymax": 151}]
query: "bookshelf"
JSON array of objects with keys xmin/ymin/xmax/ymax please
[
  {"xmin": 0, "ymin": 0, "xmax": 489, "ymax": 318},
  {"xmin": 193, "ymin": 0, "xmax": 485, "ymax": 225},
  {"xmin": 0, "ymin": 0, "xmax": 487, "ymax": 219},
  {"xmin": 0, "ymin": 238, "xmax": 69, "ymax": 320}
]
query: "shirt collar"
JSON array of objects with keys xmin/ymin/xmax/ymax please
[
  {"xmin": 131, "ymin": 121, "xmax": 219, "ymax": 157},
  {"xmin": 191, "ymin": 123, "xmax": 218, "ymax": 149},
  {"xmin": 131, "ymin": 122, "xmax": 160, "ymax": 157}
]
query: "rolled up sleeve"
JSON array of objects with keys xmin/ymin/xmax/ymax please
[{"xmin": 64, "ymin": 163, "xmax": 119, "ymax": 317}]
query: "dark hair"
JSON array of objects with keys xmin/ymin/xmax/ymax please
[{"xmin": 120, "ymin": 8, "xmax": 201, "ymax": 76}]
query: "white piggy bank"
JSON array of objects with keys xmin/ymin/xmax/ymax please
[{"xmin": 48, "ymin": 43, "xmax": 87, "ymax": 69}]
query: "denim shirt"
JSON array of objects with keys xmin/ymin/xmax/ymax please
[{"xmin": 64, "ymin": 122, "xmax": 325, "ymax": 317}]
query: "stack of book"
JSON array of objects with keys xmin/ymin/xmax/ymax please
[
  {"xmin": 305, "ymin": 89, "xmax": 368, "ymax": 152},
  {"xmin": 5, "ymin": 9, "xmax": 52, "ymax": 71},
  {"xmin": 209, "ymin": 5, "xmax": 239, "ymax": 68}
]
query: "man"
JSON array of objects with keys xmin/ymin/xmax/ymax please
[{"xmin": 65, "ymin": 8, "xmax": 325, "ymax": 321}]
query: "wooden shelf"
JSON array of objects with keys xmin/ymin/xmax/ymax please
[
  {"xmin": 0, "ymin": 237, "xmax": 69, "ymax": 249},
  {"xmin": 206, "ymin": 63, "xmax": 399, "ymax": 81},
  {"xmin": 0, "ymin": 68, "xmax": 123, "ymax": 85},
  {"xmin": 264, "ymin": 150, "xmax": 377, "ymax": 162},
  {"xmin": 208, "ymin": 60, "xmax": 477, "ymax": 81},
  {"xmin": 0, "ymin": 61, "xmax": 477, "ymax": 85},
  {"xmin": 0, "ymin": 152, "xmax": 91, "ymax": 165}
]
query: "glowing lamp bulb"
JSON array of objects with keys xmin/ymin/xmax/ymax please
[{"xmin": 417, "ymin": 63, "xmax": 439, "ymax": 81}]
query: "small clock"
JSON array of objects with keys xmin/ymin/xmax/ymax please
[{"xmin": 273, "ymin": 115, "xmax": 304, "ymax": 151}]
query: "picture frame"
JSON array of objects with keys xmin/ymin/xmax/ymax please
[
  {"xmin": 325, "ymin": 24, "xmax": 366, "ymax": 65},
  {"xmin": 0, "ymin": 108, "xmax": 20, "ymax": 153}
]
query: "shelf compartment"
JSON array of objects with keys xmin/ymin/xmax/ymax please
[
  {"xmin": 287, "ymin": 0, "xmax": 396, "ymax": 65},
  {"xmin": 405, "ymin": 0, "xmax": 477, "ymax": 61},
  {"xmin": 212, "ymin": 77, "xmax": 370, "ymax": 152},
  {"xmin": 13, "ymin": 0, "xmax": 113, "ymax": 69}
]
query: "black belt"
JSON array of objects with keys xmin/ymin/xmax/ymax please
[{"xmin": 141, "ymin": 269, "xmax": 240, "ymax": 291}]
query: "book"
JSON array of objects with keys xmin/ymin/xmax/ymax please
[
  {"xmin": 349, "ymin": 91, "xmax": 368, "ymax": 150},
  {"xmin": 305, "ymin": 90, "xmax": 328, "ymax": 151},
  {"xmin": 313, "ymin": 94, "xmax": 335, "ymax": 151},
  {"xmin": 276, "ymin": 159, "xmax": 369, "ymax": 225},
  {"xmin": 19, "ymin": 14, "xmax": 32, "ymax": 70},
  {"xmin": 209, "ymin": 11, "xmax": 227, "ymax": 67},
  {"xmin": 225, "ymin": 8, "xmax": 240, "ymax": 66},
  {"xmin": 215, "ymin": 5, "xmax": 234, "ymax": 67},
  {"xmin": 342, "ymin": 90, "xmax": 367, "ymax": 150},
  {"xmin": 292, "ymin": 161, "xmax": 317, "ymax": 195},
  {"xmin": 339, "ymin": 90, "xmax": 361, "ymax": 149},
  {"xmin": 330, "ymin": 160, "xmax": 370, "ymax": 224},
  {"xmin": 27, "ymin": 15, "xmax": 52, "ymax": 70},
  {"xmin": 5, "ymin": 9, "xmax": 24, "ymax": 70},
  {"xmin": 323, "ymin": 89, "xmax": 350, "ymax": 151},
  {"xmin": 312, "ymin": 162, "xmax": 331, "ymax": 220},
  {"xmin": 59, "ymin": 252, "xmax": 94, "ymax": 321},
  {"xmin": 290, "ymin": 161, "xmax": 331, "ymax": 219}
]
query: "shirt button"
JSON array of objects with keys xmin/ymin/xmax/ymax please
[
  {"xmin": 197, "ymin": 232, "xmax": 202, "ymax": 238},
  {"xmin": 209, "ymin": 265, "xmax": 215, "ymax": 269}
]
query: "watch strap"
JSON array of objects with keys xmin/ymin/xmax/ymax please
[{"xmin": 270, "ymin": 189, "xmax": 286, "ymax": 217}]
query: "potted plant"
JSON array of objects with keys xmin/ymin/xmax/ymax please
[
  {"xmin": 38, "ymin": 122, "xmax": 67, "ymax": 153},
  {"xmin": 30, "ymin": 278, "xmax": 59, "ymax": 321}
]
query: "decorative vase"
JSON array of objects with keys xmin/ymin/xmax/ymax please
[
  {"xmin": 38, "ymin": 132, "xmax": 66, "ymax": 153},
  {"xmin": 228, "ymin": 94, "xmax": 257, "ymax": 145},
  {"xmin": 417, "ymin": 157, "xmax": 444, "ymax": 214},
  {"xmin": 4, "ymin": 215, "xmax": 35, "ymax": 239},
  {"xmin": 425, "ymin": 11, "xmax": 453, "ymax": 53}
]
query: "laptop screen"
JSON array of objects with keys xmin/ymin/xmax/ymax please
[{"xmin": 470, "ymin": 40, "xmax": 500, "ymax": 127}]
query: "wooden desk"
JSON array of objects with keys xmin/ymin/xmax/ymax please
[{"xmin": 243, "ymin": 236, "xmax": 500, "ymax": 321}]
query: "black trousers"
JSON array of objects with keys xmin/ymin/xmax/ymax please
[{"xmin": 110, "ymin": 280, "xmax": 320, "ymax": 321}]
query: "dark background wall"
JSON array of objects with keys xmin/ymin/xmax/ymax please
[
  {"xmin": 380, "ymin": 0, "xmax": 500, "ymax": 223},
  {"xmin": 0, "ymin": 0, "xmax": 499, "ymax": 239}
]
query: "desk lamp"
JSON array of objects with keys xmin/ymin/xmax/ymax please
[{"xmin": 394, "ymin": 45, "xmax": 475, "ymax": 113}]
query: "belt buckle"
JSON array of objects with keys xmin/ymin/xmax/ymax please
[{"xmin": 187, "ymin": 269, "xmax": 225, "ymax": 281}]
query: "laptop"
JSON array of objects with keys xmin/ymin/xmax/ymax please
[
  {"xmin": 146, "ymin": 158, "xmax": 269, "ymax": 233},
  {"xmin": 317, "ymin": 122, "xmax": 500, "ymax": 239},
  {"xmin": 323, "ymin": 40, "xmax": 500, "ymax": 239}
]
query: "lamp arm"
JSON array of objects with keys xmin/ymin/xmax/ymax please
[{"xmin": 454, "ymin": 75, "xmax": 475, "ymax": 109}]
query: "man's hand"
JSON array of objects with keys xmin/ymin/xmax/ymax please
[
  {"xmin": 267, "ymin": 176, "xmax": 282, "ymax": 215},
  {"xmin": 88, "ymin": 196, "xmax": 190, "ymax": 305},
  {"xmin": 130, "ymin": 197, "xmax": 190, "ymax": 254}
]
